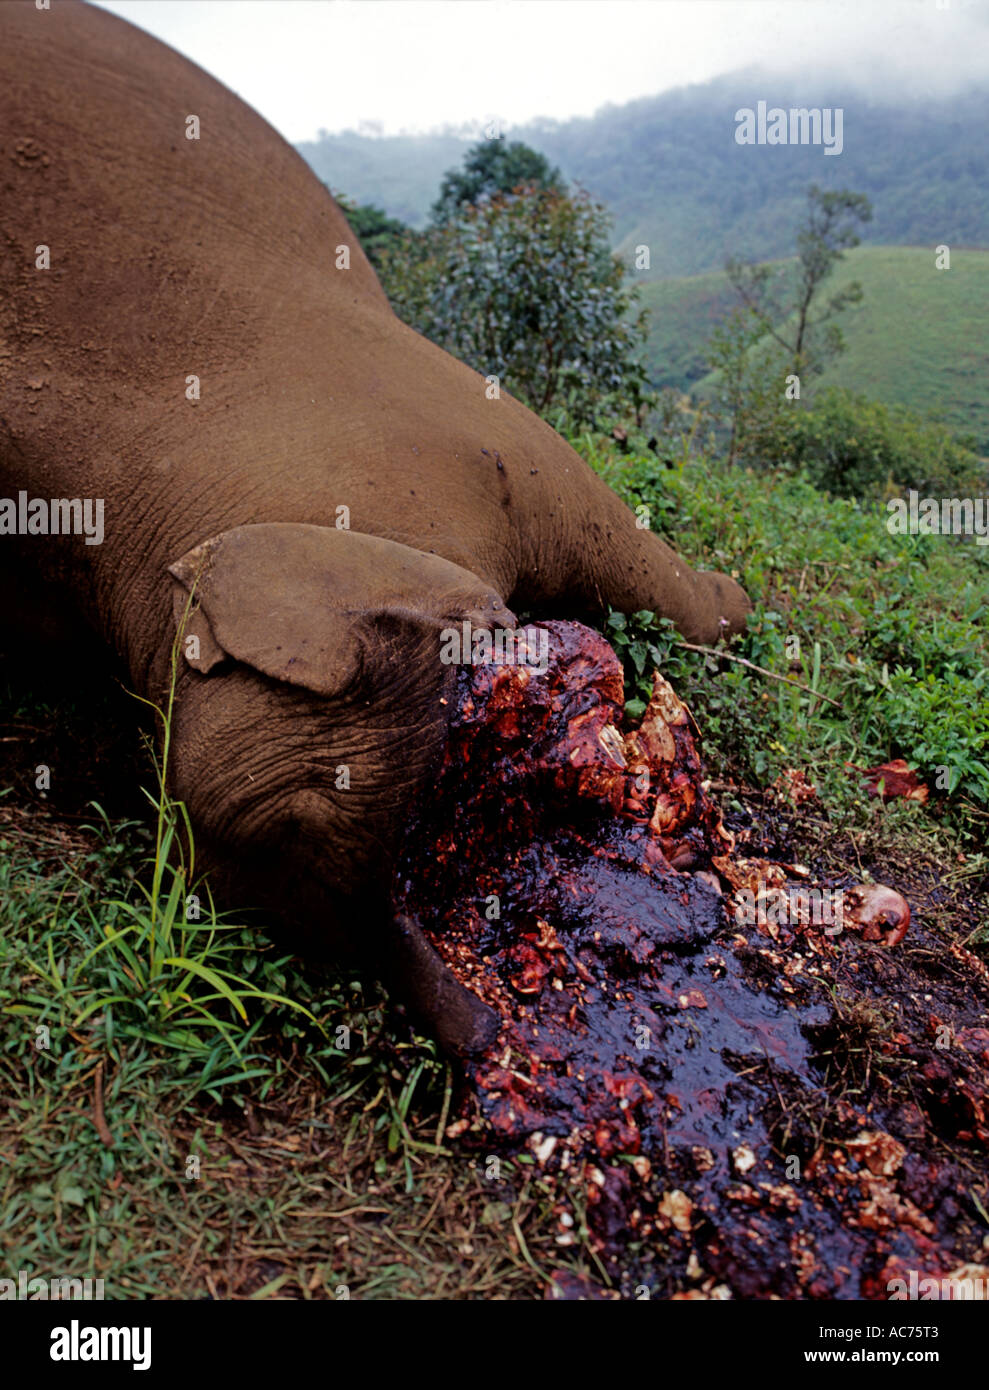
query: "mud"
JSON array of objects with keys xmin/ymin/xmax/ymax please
[{"xmin": 395, "ymin": 620, "xmax": 989, "ymax": 1299}]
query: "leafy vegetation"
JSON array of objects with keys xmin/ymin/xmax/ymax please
[
  {"xmin": 743, "ymin": 386, "xmax": 985, "ymax": 498},
  {"xmin": 334, "ymin": 195, "xmax": 410, "ymax": 273},
  {"xmin": 375, "ymin": 163, "xmax": 651, "ymax": 425},
  {"xmin": 430, "ymin": 138, "xmax": 563, "ymax": 224},
  {"xmin": 592, "ymin": 435, "xmax": 989, "ymax": 827}
]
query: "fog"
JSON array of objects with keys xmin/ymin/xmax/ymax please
[{"xmin": 93, "ymin": 0, "xmax": 989, "ymax": 143}]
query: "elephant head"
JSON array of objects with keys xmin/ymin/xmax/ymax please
[{"xmin": 168, "ymin": 521, "xmax": 512, "ymax": 1055}]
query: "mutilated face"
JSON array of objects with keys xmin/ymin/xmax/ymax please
[{"xmin": 394, "ymin": 621, "xmax": 984, "ymax": 1299}]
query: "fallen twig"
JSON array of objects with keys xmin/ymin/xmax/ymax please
[
  {"xmin": 673, "ymin": 641, "xmax": 842, "ymax": 708},
  {"xmin": 92, "ymin": 1061, "xmax": 114, "ymax": 1148}
]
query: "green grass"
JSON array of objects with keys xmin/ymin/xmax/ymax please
[
  {"xmin": 0, "ymin": 604, "xmax": 324, "ymax": 1099},
  {"xmin": 640, "ymin": 246, "xmax": 989, "ymax": 452},
  {"xmin": 637, "ymin": 266, "xmax": 740, "ymax": 394},
  {"xmin": 0, "ymin": 782, "xmax": 580, "ymax": 1297},
  {"xmin": 586, "ymin": 435, "xmax": 989, "ymax": 844}
]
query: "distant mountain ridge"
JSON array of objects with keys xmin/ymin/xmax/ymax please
[{"xmin": 297, "ymin": 67, "xmax": 989, "ymax": 279}]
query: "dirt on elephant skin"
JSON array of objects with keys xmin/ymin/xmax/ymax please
[{"xmin": 394, "ymin": 620, "xmax": 989, "ymax": 1299}]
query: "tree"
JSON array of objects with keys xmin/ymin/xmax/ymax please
[
  {"xmin": 383, "ymin": 185, "xmax": 650, "ymax": 426},
  {"xmin": 724, "ymin": 185, "xmax": 873, "ymax": 379},
  {"xmin": 706, "ymin": 185, "xmax": 873, "ymax": 464},
  {"xmin": 706, "ymin": 306, "xmax": 780, "ymax": 467},
  {"xmin": 332, "ymin": 192, "xmax": 412, "ymax": 273},
  {"xmin": 339, "ymin": 141, "xmax": 650, "ymax": 427},
  {"xmin": 431, "ymin": 139, "xmax": 564, "ymax": 224}
]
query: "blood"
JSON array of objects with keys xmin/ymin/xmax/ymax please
[{"xmin": 395, "ymin": 621, "xmax": 989, "ymax": 1298}]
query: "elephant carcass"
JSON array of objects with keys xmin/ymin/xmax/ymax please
[{"xmin": 0, "ymin": 0, "xmax": 749, "ymax": 1004}]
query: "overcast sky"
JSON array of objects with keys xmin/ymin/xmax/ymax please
[{"xmin": 93, "ymin": 0, "xmax": 989, "ymax": 142}]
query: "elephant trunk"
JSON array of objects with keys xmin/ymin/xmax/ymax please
[{"xmin": 388, "ymin": 912, "xmax": 501, "ymax": 1059}]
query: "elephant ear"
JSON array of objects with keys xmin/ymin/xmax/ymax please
[{"xmin": 168, "ymin": 523, "xmax": 509, "ymax": 697}]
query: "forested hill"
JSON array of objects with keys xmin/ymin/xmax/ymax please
[{"xmin": 297, "ymin": 67, "xmax": 989, "ymax": 279}]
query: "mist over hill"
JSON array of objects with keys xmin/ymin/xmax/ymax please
[{"xmin": 297, "ymin": 67, "xmax": 989, "ymax": 279}]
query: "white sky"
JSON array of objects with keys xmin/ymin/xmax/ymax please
[{"xmin": 93, "ymin": 0, "xmax": 989, "ymax": 142}]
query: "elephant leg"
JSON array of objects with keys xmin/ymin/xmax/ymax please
[{"xmin": 518, "ymin": 468, "xmax": 751, "ymax": 646}]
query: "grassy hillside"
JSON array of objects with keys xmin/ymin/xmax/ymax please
[
  {"xmin": 641, "ymin": 246, "xmax": 989, "ymax": 452},
  {"xmin": 636, "ymin": 267, "xmax": 739, "ymax": 392},
  {"xmin": 815, "ymin": 248, "xmax": 989, "ymax": 449}
]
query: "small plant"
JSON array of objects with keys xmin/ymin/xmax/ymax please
[{"xmin": 2, "ymin": 594, "xmax": 321, "ymax": 1098}]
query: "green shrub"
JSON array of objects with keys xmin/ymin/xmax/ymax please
[
  {"xmin": 747, "ymin": 386, "xmax": 985, "ymax": 499},
  {"xmin": 378, "ymin": 186, "xmax": 652, "ymax": 427}
]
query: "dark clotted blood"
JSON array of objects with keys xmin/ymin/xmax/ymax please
[{"xmin": 394, "ymin": 621, "xmax": 989, "ymax": 1299}]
